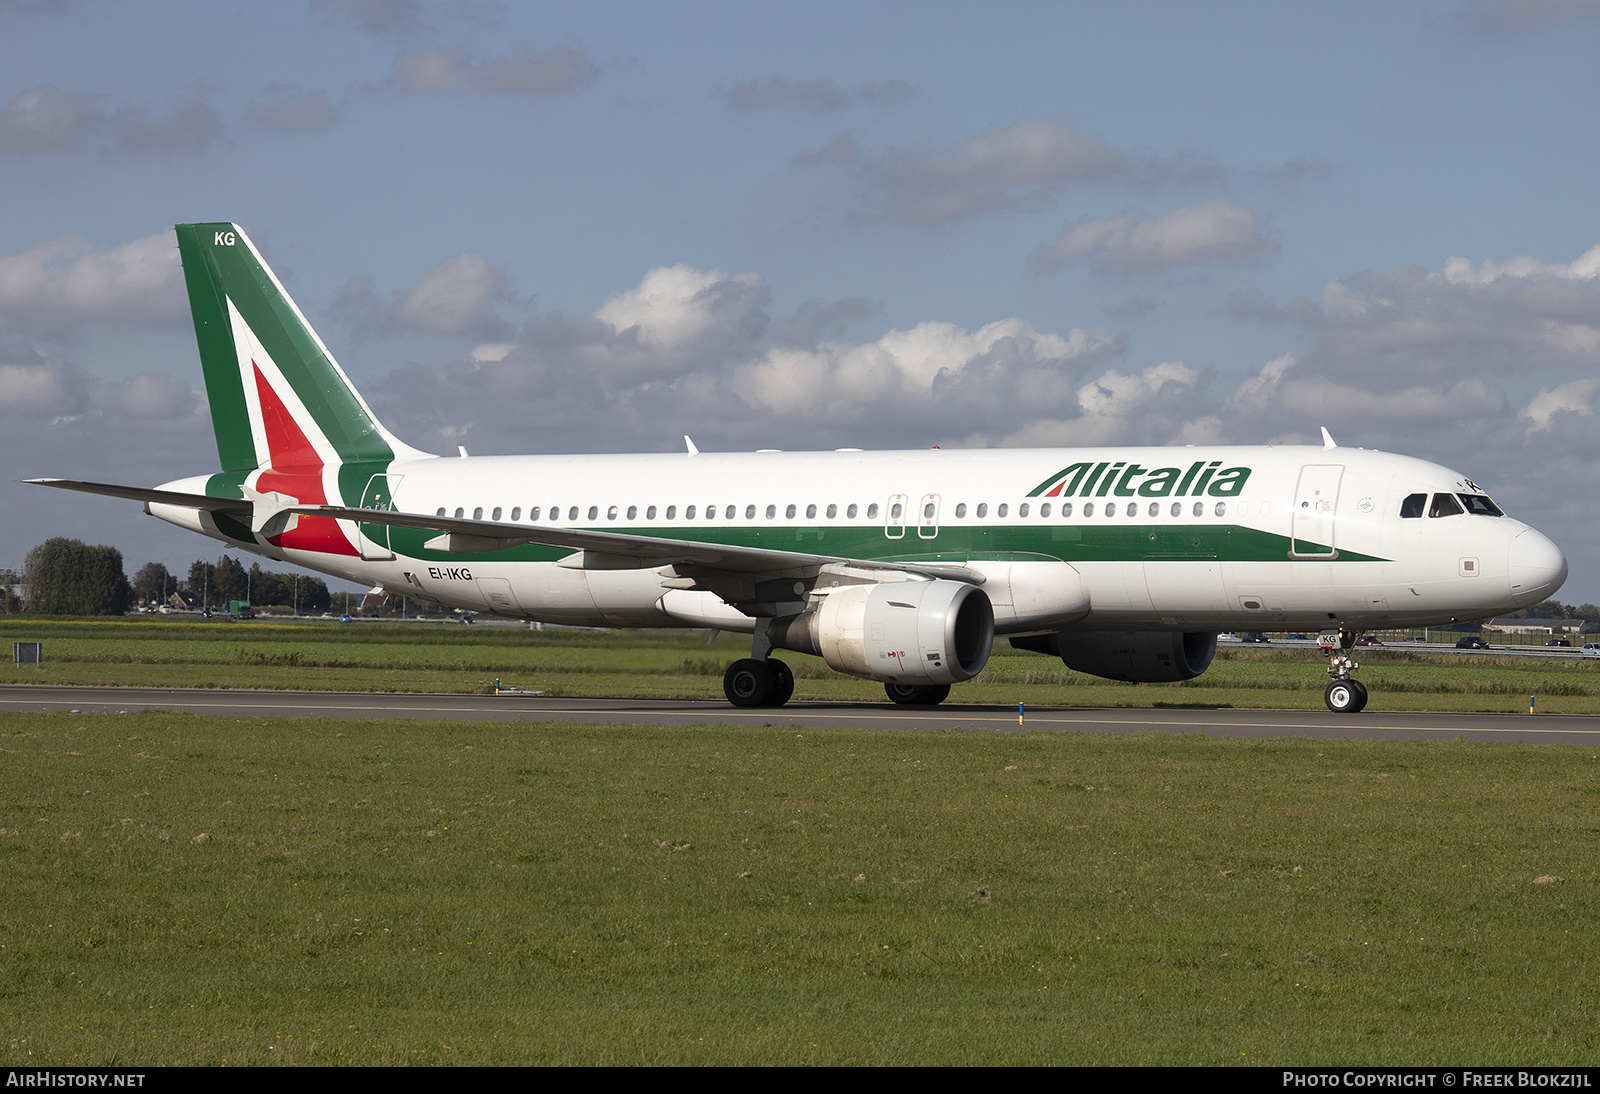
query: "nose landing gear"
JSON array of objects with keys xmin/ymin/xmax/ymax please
[{"xmin": 1321, "ymin": 629, "xmax": 1368, "ymax": 713}]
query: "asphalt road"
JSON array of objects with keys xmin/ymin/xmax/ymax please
[{"xmin": 4, "ymin": 684, "xmax": 1599, "ymax": 744}]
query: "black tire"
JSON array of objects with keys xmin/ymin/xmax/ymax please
[
  {"xmin": 724, "ymin": 658, "xmax": 775, "ymax": 707},
  {"xmin": 885, "ymin": 682, "xmax": 951, "ymax": 706},
  {"xmin": 1325, "ymin": 679, "xmax": 1361, "ymax": 713},
  {"xmin": 1349, "ymin": 679, "xmax": 1369, "ymax": 713},
  {"xmin": 767, "ymin": 659, "xmax": 795, "ymax": 706}
]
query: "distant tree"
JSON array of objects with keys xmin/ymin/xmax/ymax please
[
  {"xmin": 186, "ymin": 560, "xmax": 215, "ymax": 608},
  {"xmin": 22, "ymin": 538, "xmax": 134, "ymax": 615},
  {"xmin": 296, "ymin": 575, "xmax": 331, "ymax": 612},
  {"xmin": 132, "ymin": 562, "xmax": 172, "ymax": 605},
  {"xmin": 0, "ymin": 567, "xmax": 19, "ymax": 614},
  {"xmin": 214, "ymin": 555, "xmax": 248, "ymax": 604}
]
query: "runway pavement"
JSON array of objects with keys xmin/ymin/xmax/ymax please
[{"xmin": 4, "ymin": 684, "xmax": 1599, "ymax": 743}]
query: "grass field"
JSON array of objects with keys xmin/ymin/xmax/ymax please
[
  {"xmin": 2, "ymin": 710, "xmax": 1597, "ymax": 1066},
  {"xmin": 4, "ymin": 617, "xmax": 1600, "ymax": 713}
]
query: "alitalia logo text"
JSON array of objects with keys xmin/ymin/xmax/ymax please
[{"xmin": 1028, "ymin": 460, "xmax": 1251, "ymax": 499}]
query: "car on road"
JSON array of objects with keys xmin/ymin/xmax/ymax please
[
  {"xmin": 1546, "ymin": 639, "xmax": 1572, "ymax": 648},
  {"xmin": 1455, "ymin": 636, "xmax": 1490, "ymax": 650},
  {"xmin": 1241, "ymin": 632, "xmax": 1270, "ymax": 643},
  {"xmin": 1583, "ymin": 643, "xmax": 1600, "ymax": 658},
  {"xmin": 1355, "ymin": 635, "xmax": 1384, "ymax": 646}
]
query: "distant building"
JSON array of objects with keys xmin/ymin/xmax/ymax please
[{"xmin": 1483, "ymin": 617, "xmax": 1583, "ymax": 635}]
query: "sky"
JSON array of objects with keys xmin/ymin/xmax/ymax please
[{"xmin": 3, "ymin": 0, "xmax": 1600, "ymax": 605}]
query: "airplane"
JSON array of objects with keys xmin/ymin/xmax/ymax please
[{"xmin": 28, "ymin": 223, "xmax": 1570, "ymax": 714}]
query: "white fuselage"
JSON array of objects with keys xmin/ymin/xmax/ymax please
[{"xmin": 152, "ymin": 444, "xmax": 1568, "ymax": 634}]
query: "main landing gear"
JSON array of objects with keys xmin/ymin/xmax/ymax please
[
  {"xmin": 723, "ymin": 657, "xmax": 795, "ymax": 708},
  {"xmin": 884, "ymin": 683, "xmax": 951, "ymax": 706},
  {"xmin": 1322, "ymin": 629, "xmax": 1368, "ymax": 713}
]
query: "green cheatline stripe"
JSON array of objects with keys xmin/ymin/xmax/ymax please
[
  {"xmin": 175, "ymin": 224, "xmax": 396, "ymax": 469},
  {"xmin": 370, "ymin": 520, "xmax": 1384, "ymax": 566}
]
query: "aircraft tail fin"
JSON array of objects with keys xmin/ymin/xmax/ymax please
[{"xmin": 174, "ymin": 222, "xmax": 432, "ymax": 475}]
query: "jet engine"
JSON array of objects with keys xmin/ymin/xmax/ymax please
[
  {"xmin": 772, "ymin": 579, "xmax": 994, "ymax": 685},
  {"xmin": 1011, "ymin": 630, "xmax": 1217, "ymax": 683}
]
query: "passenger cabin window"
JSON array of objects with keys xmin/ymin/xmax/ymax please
[
  {"xmin": 436, "ymin": 507, "xmax": 446, "ymax": 517},
  {"xmin": 955, "ymin": 502, "xmax": 967, "ymax": 518},
  {"xmin": 997, "ymin": 503, "xmax": 1008, "ymax": 518},
  {"xmin": 530, "ymin": 507, "xmax": 540, "ymax": 521},
  {"xmin": 1400, "ymin": 493, "xmax": 1426, "ymax": 518},
  {"xmin": 473, "ymin": 507, "xmax": 483, "ymax": 520},
  {"xmin": 511, "ymin": 507, "xmax": 520, "ymax": 521},
  {"xmin": 1083, "ymin": 502, "xmax": 1094, "ymax": 517},
  {"xmin": 492, "ymin": 507, "xmax": 502, "ymax": 521},
  {"xmin": 568, "ymin": 507, "xmax": 579, "ymax": 522},
  {"xmin": 891, "ymin": 502, "xmax": 903, "ymax": 519},
  {"xmin": 1458, "ymin": 494, "xmax": 1504, "ymax": 517},
  {"xmin": 976, "ymin": 503, "xmax": 988, "ymax": 517},
  {"xmin": 746, "ymin": 505, "xmax": 757, "ymax": 519},
  {"xmin": 1040, "ymin": 502, "xmax": 1051, "ymax": 517},
  {"xmin": 588, "ymin": 506, "xmax": 599, "ymax": 521},
  {"xmin": 805, "ymin": 504, "xmax": 815, "ymax": 519},
  {"xmin": 1061, "ymin": 502, "xmax": 1073, "ymax": 517},
  {"xmin": 826, "ymin": 504, "xmax": 837, "ymax": 519},
  {"xmin": 684, "ymin": 505, "xmax": 694, "ymax": 519},
  {"xmin": 867, "ymin": 503, "xmax": 879, "ymax": 519},
  {"xmin": 727, "ymin": 505, "xmax": 737, "ymax": 519},
  {"xmin": 1429, "ymin": 493, "xmax": 1464, "ymax": 518},
  {"xmin": 847, "ymin": 504, "xmax": 858, "ymax": 519},
  {"xmin": 1018, "ymin": 503, "xmax": 1029, "ymax": 517},
  {"xmin": 454, "ymin": 507, "xmax": 464, "ymax": 519}
]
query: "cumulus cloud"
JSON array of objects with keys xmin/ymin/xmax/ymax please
[
  {"xmin": 793, "ymin": 131, "xmax": 860, "ymax": 167},
  {"xmin": 1460, "ymin": 0, "xmax": 1600, "ymax": 33},
  {"xmin": 394, "ymin": 254, "xmax": 513, "ymax": 336},
  {"xmin": 393, "ymin": 42, "xmax": 598, "ymax": 95},
  {"xmin": 1229, "ymin": 243, "xmax": 1600, "ymax": 380},
  {"xmin": 245, "ymin": 85, "xmax": 340, "ymax": 131},
  {"xmin": 0, "ymin": 84, "xmax": 223, "ymax": 155},
  {"xmin": 368, "ymin": 259, "xmax": 1128, "ymax": 454},
  {"xmin": 1031, "ymin": 199, "xmax": 1278, "ymax": 274},
  {"xmin": 863, "ymin": 119, "xmax": 1128, "ymax": 226},
  {"xmin": 313, "ymin": 0, "xmax": 426, "ymax": 37},
  {"xmin": 0, "ymin": 231, "xmax": 186, "ymax": 330},
  {"xmin": 716, "ymin": 75, "xmax": 914, "ymax": 113},
  {"xmin": 337, "ymin": 252, "xmax": 516, "ymax": 341},
  {"xmin": 112, "ymin": 87, "xmax": 223, "ymax": 153},
  {"xmin": 1523, "ymin": 376, "xmax": 1600, "ymax": 430},
  {"xmin": 592, "ymin": 264, "xmax": 769, "ymax": 370},
  {"xmin": 0, "ymin": 85, "xmax": 105, "ymax": 153}
]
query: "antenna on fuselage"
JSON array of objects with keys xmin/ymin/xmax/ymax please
[{"xmin": 1320, "ymin": 427, "xmax": 1337, "ymax": 450}]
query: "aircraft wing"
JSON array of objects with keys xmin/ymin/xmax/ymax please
[
  {"xmin": 24, "ymin": 478, "xmax": 252, "ymax": 514},
  {"xmin": 290, "ymin": 504, "xmax": 985, "ymax": 582}
]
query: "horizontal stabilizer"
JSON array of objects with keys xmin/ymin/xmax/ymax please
[{"xmin": 24, "ymin": 478, "xmax": 251, "ymax": 514}]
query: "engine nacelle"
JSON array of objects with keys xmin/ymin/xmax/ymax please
[
  {"xmin": 1011, "ymin": 630, "xmax": 1217, "ymax": 683},
  {"xmin": 774, "ymin": 579, "xmax": 994, "ymax": 685}
]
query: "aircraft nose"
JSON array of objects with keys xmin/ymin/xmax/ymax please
[{"xmin": 1507, "ymin": 528, "xmax": 1568, "ymax": 607}]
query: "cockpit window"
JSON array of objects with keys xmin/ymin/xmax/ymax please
[
  {"xmin": 1400, "ymin": 493, "xmax": 1426, "ymax": 519},
  {"xmin": 1429, "ymin": 493, "xmax": 1464, "ymax": 518},
  {"xmin": 1457, "ymin": 494, "xmax": 1503, "ymax": 517}
]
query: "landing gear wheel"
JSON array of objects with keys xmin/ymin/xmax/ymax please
[
  {"xmin": 767, "ymin": 659, "xmax": 795, "ymax": 707},
  {"xmin": 885, "ymin": 682, "xmax": 952, "ymax": 706},
  {"xmin": 724, "ymin": 658, "xmax": 775, "ymax": 707},
  {"xmin": 1325, "ymin": 679, "xmax": 1367, "ymax": 713}
]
